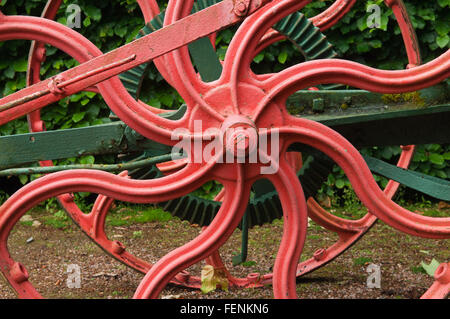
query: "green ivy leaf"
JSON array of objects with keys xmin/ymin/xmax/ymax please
[
  {"xmin": 83, "ymin": 16, "xmax": 91, "ymax": 27},
  {"xmin": 335, "ymin": 179, "xmax": 346, "ymax": 189},
  {"xmin": 19, "ymin": 175, "xmax": 28, "ymax": 185},
  {"xmin": 436, "ymin": 34, "xmax": 449, "ymax": 48},
  {"xmin": 443, "ymin": 152, "xmax": 450, "ymax": 160},
  {"xmin": 381, "ymin": 147, "xmax": 393, "ymax": 160},
  {"xmin": 253, "ymin": 53, "xmax": 264, "ymax": 64},
  {"xmin": 356, "ymin": 42, "xmax": 370, "ymax": 53},
  {"xmin": 437, "ymin": 0, "xmax": 450, "ymax": 7},
  {"xmin": 278, "ymin": 51, "xmax": 288, "ymax": 64},
  {"xmin": 85, "ymin": 5, "xmax": 102, "ymax": 21},
  {"xmin": 429, "ymin": 153, "xmax": 444, "ymax": 165},
  {"xmin": 72, "ymin": 112, "xmax": 86, "ymax": 123},
  {"xmin": 13, "ymin": 59, "xmax": 28, "ymax": 72},
  {"xmin": 4, "ymin": 66, "xmax": 15, "ymax": 79},
  {"xmin": 80, "ymin": 155, "xmax": 95, "ymax": 165},
  {"xmin": 114, "ymin": 25, "xmax": 128, "ymax": 38}
]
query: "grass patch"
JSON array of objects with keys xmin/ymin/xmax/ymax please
[
  {"xmin": 410, "ymin": 265, "xmax": 427, "ymax": 274},
  {"xmin": 241, "ymin": 261, "xmax": 257, "ymax": 267},
  {"xmin": 107, "ymin": 205, "xmax": 173, "ymax": 227},
  {"xmin": 353, "ymin": 257, "xmax": 373, "ymax": 266},
  {"xmin": 42, "ymin": 210, "xmax": 71, "ymax": 229}
]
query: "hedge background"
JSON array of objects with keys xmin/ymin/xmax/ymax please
[{"xmin": 0, "ymin": 0, "xmax": 449, "ymax": 205}]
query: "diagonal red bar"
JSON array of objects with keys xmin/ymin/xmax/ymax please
[{"xmin": 0, "ymin": 0, "xmax": 271, "ymax": 125}]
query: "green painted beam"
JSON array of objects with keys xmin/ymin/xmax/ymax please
[
  {"xmin": 0, "ymin": 122, "xmax": 126, "ymax": 169},
  {"xmin": 0, "ymin": 122, "xmax": 171, "ymax": 169},
  {"xmin": 288, "ymin": 83, "xmax": 449, "ymax": 116},
  {"xmin": 318, "ymin": 104, "xmax": 450, "ymax": 147},
  {"xmin": 364, "ymin": 155, "xmax": 450, "ymax": 201},
  {"xmin": 1, "ymin": 102, "xmax": 449, "ymax": 169},
  {"xmin": 0, "ymin": 106, "xmax": 187, "ymax": 169}
]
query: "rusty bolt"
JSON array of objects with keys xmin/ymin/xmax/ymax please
[
  {"xmin": 234, "ymin": 0, "xmax": 249, "ymax": 16},
  {"xmin": 247, "ymin": 272, "xmax": 260, "ymax": 284},
  {"xmin": 59, "ymin": 193, "xmax": 75, "ymax": 203},
  {"xmin": 48, "ymin": 76, "xmax": 65, "ymax": 95},
  {"xmin": 313, "ymin": 248, "xmax": 327, "ymax": 261},
  {"xmin": 10, "ymin": 262, "xmax": 29, "ymax": 283},
  {"xmin": 177, "ymin": 270, "xmax": 191, "ymax": 283},
  {"xmin": 435, "ymin": 263, "xmax": 450, "ymax": 284},
  {"xmin": 112, "ymin": 241, "xmax": 126, "ymax": 255}
]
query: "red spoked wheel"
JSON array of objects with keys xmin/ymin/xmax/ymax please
[
  {"xmin": 155, "ymin": 0, "xmax": 431, "ymax": 290},
  {"xmin": 132, "ymin": 0, "xmax": 450, "ymax": 299},
  {"xmin": 20, "ymin": 0, "xmax": 383, "ymax": 291},
  {"xmin": 0, "ymin": 0, "xmax": 449, "ymax": 299}
]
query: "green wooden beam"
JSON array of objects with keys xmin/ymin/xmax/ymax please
[
  {"xmin": 364, "ymin": 155, "xmax": 450, "ymax": 201},
  {"xmin": 0, "ymin": 122, "xmax": 172, "ymax": 169},
  {"xmin": 317, "ymin": 104, "xmax": 450, "ymax": 147}
]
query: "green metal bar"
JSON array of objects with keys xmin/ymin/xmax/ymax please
[
  {"xmin": 288, "ymin": 83, "xmax": 449, "ymax": 115},
  {"xmin": 0, "ymin": 153, "xmax": 175, "ymax": 177},
  {"xmin": 364, "ymin": 155, "xmax": 450, "ymax": 201},
  {"xmin": 232, "ymin": 209, "xmax": 249, "ymax": 266},
  {"xmin": 0, "ymin": 122, "xmax": 128, "ymax": 169},
  {"xmin": 188, "ymin": 37, "xmax": 223, "ymax": 82},
  {"xmin": 0, "ymin": 121, "xmax": 171, "ymax": 169},
  {"xmin": 312, "ymin": 104, "xmax": 450, "ymax": 147}
]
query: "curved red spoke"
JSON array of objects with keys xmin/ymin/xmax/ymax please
[
  {"xmin": 388, "ymin": 0, "xmax": 421, "ymax": 67},
  {"xmin": 252, "ymin": 52, "xmax": 450, "ymax": 121},
  {"xmin": 220, "ymin": 0, "xmax": 311, "ymax": 113},
  {"xmin": 311, "ymin": 0, "xmax": 357, "ymax": 31},
  {"xmin": 136, "ymin": 0, "xmax": 160, "ymax": 19},
  {"xmin": 263, "ymin": 155, "xmax": 308, "ymax": 299},
  {"xmin": 0, "ymin": 161, "xmax": 214, "ymax": 236},
  {"xmin": 133, "ymin": 164, "xmax": 251, "ymax": 299},
  {"xmin": 136, "ymin": 0, "xmax": 179, "ymax": 89},
  {"xmin": 164, "ymin": 0, "xmax": 219, "ymax": 117},
  {"xmin": 270, "ymin": 116, "xmax": 450, "ymax": 239}
]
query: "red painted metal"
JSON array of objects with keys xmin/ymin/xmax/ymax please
[
  {"xmin": 421, "ymin": 263, "xmax": 450, "ymax": 299},
  {"xmin": 0, "ymin": 0, "xmax": 448, "ymax": 299}
]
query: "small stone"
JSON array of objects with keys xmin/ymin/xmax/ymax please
[
  {"xmin": 20, "ymin": 215, "xmax": 33, "ymax": 222},
  {"xmin": 26, "ymin": 237, "xmax": 34, "ymax": 244},
  {"xmin": 32, "ymin": 220, "xmax": 42, "ymax": 228},
  {"xmin": 161, "ymin": 294, "xmax": 182, "ymax": 299}
]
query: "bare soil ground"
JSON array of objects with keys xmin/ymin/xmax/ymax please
[{"xmin": 0, "ymin": 205, "xmax": 448, "ymax": 299}]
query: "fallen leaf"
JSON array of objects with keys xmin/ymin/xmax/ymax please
[
  {"xmin": 201, "ymin": 265, "xmax": 229, "ymax": 294},
  {"xmin": 421, "ymin": 259, "xmax": 441, "ymax": 277},
  {"xmin": 438, "ymin": 201, "xmax": 450, "ymax": 209},
  {"xmin": 319, "ymin": 196, "xmax": 332, "ymax": 208}
]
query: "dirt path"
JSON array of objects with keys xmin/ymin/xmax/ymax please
[{"xmin": 0, "ymin": 208, "xmax": 448, "ymax": 299}]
